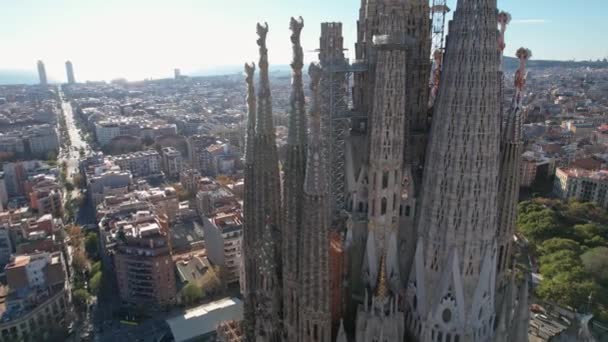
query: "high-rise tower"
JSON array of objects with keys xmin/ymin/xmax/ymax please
[
  {"xmin": 65, "ymin": 61, "xmax": 76, "ymax": 84},
  {"xmin": 407, "ymin": 0, "xmax": 503, "ymax": 340},
  {"xmin": 37, "ymin": 60, "xmax": 47, "ymax": 86},
  {"xmin": 298, "ymin": 62, "xmax": 332, "ymax": 342},
  {"xmin": 282, "ymin": 16, "xmax": 307, "ymax": 342}
]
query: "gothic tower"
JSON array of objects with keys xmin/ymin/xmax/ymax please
[
  {"xmin": 496, "ymin": 47, "xmax": 531, "ymax": 287},
  {"xmin": 495, "ymin": 47, "xmax": 532, "ymax": 342},
  {"xmin": 362, "ymin": 4, "xmax": 409, "ymax": 294},
  {"xmin": 407, "ymin": 0, "xmax": 432, "ymax": 191},
  {"xmin": 298, "ymin": 63, "xmax": 332, "ymax": 342},
  {"xmin": 282, "ymin": 16, "xmax": 307, "ymax": 342},
  {"xmin": 399, "ymin": 0, "xmax": 433, "ymax": 291},
  {"xmin": 242, "ymin": 62, "xmax": 257, "ymax": 342},
  {"xmin": 251, "ymin": 22, "xmax": 283, "ymax": 342},
  {"xmin": 406, "ymin": 0, "xmax": 503, "ymax": 340},
  {"xmin": 318, "ymin": 22, "xmax": 350, "ymax": 215}
]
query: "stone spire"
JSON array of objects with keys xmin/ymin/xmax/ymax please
[
  {"xmin": 256, "ymin": 22, "xmax": 274, "ymax": 136},
  {"xmin": 497, "ymin": 47, "xmax": 531, "ymax": 288},
  {"xmin": 297, "ymin": 63, "xmax": 331, "ymax": 342},
  {"xmin": 250, "ymin": 22, "xmax": 283, "ymax": 341},
  {"xmin": 287, "ymin": 17, "xmax": 307, "ymax": 147},
  {"xmin": 362, "ymin": 6, "xmax": 408, "ymax": 294},
  {"xmin": 244, "ymin": 63, "xmax": 257, "ymax": 166},
  {"xmin": 409, "ymin": 0, "xmax": 502, "ymax": 340},
  {"xmin": 242, "ymin": 62, "xmax": 258, "ymax": 342},
  {"xmin": 253, "ymin": 21, "xmax": 282, "ymax": 264},
  {"xmin": 407, "ymin": 0, "xmax": 433, "ymax": 194},
  {"xmin": 282, "ymin": 16, "xmax": 307, "ymax": 342}
]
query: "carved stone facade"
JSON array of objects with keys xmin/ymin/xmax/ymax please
[
  {"xmin": 405, "ymin": 0, "xmax": 503, "ymax": 340},
  {"xmin": 240, "ymin": 0, "xmax": 532, "ymax": 341}
]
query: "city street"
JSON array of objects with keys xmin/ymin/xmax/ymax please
[{"xmin": 58, "ymin": 86, "xmax": 90, "ymax": 184}]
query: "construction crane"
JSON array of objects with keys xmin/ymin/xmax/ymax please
[{"xmin": 428, "ymin": 1, "xmax": 450, "ymax": 108}]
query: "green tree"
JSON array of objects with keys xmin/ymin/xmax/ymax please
[
  {"xmin": 537, "ymin": 271, "xmax": 599, "ymax": 310},
  {"xmin": 573, "ymin": 223, "xmax": 608, "ymax": 247},
  {"xmin": 539, "ymin": 250, "xmax": 581, "ymax": 278},
  {"xmin": 89, "ymin": 271, "xmax": 102, "ymax": 295},
  {"xmin": 565, "ymin": 200, "xmax": 608, "ymax": 225},
  {"xmin": 517, "ymin": 207, "xmax": 564, "ymax": 243},
  {"xmin": 90, "ymin": 261, "xmax": 102, "ymax": 276},
  {"xmin": 539, "ymin": 238, "xmax": 581, "ymax": 256},
  {"xmin": 181, "ymin": 283, "xmax": 203, "ymax": 305},
  {"xmin": 73, "ymin": 288, "xmax": 91, "ymax": 311},
  {"xmin": 85, "ymin": 233, "xmax": 99, "ymax": 259},
  {"xmin": 581, "ymin": 247, "xmax": 608, "ymax": 285}
]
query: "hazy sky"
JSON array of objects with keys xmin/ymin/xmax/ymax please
[{"xmin": 2, "ymin": 0, "xmax": 607, "ymax": 82}]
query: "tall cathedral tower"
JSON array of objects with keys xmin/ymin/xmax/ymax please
[
  {"xmin": 242, "ymin": 62, "xmax": 257, "ymax": 342},
  {"xmin": 245, "ymin": 22, "xmax": 283, "ymax": 342},
  {"xmin": 362, "ymin": 4, "xmax": 409, "ymax": 293},
  {"xmin": 282, "ymin": 16, "xmax": 307, "ymax": 342},
  {"xmin": 298, "ymin": 63, "xmax": 332, "ymax": 342},
  {"xmin": 406, "ymin": 0, "xmax": 503, "ymax": 340}
]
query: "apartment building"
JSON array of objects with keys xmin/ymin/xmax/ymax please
[
  {"xmin": 201, "ymin": 210, "xmax": 242, "ymax": 285},
  {"xmin": 113, "ymin": 214, "xmax": 176, "ymax": 307}
]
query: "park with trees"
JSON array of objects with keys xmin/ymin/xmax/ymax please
[{"xmin": 517, "ymin": 198, "xmax": 608, "ymax": 322}]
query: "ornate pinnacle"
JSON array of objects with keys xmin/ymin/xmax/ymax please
[
  {"xmin": 497, "ymin": 11, "xmax": 512, "ymax": 53},
  {"xmin": 255, "ymin": 22, "xmax": 274, "ymax": 136},
  {"xmin": 514, "ymin": 48, "xmax": 532, "ymax": 93},
  {"xmin": 289, "ymin": 16, "xmax": 304, "ymax": 75},
  {"xmin": 303, "ymin": 63, "xmax": 326, "ymax": 195},
  {"xmin": 256, "ymin": 22, "xmax": 269, "ymax": 75},
  {"xmin": 308, "ymin": 63, "xmax": 322, "ymax": 140},
  {"xmin": 244, "ymin": 62, "xmax": 256, "ymax": 164},
  {"xmin": 498, "ymin": 11, "xmax": 512, "ymax": 71},
  {"xmin": 505, "ymin": 47, "xmax": 532, "ymax": 142},
  {"xmin": 515, "ymin": 47, "xmax": 532, "ymax": 89},
  {"xmin": 288, "ymin": 16, "xmax": 306, "ymax": 147}
]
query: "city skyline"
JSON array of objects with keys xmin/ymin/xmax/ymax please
[{"xmin": 2, "ymin": 0, "xmax": 607, "ymax": 83}]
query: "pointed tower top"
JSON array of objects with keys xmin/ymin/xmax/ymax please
[
  {"xmin": 244, "ymin": 63, "xmax": 256, "ymax": 164},
  {"xmin": 303, "ymin": 63, "xmax": 328, "ymax": 195},
  {"xmin": 504, "ymin": 47, "xmax": 532, "ymax": 142},
  {"xmin": 255, "ymin": 22, "xmax": 274, "ymax": 136},
  {"xmin": 287, "ymin": 16, "xmax": 307, "ymax": 147}
]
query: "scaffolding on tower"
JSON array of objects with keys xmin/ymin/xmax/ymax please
[
  {"xmin": 317, "ymin": 23, "xmax": 368, "ymax": 218},
  {"xmin": 428, "ymin": 1, "xmax": 450, "ymax": 108}
]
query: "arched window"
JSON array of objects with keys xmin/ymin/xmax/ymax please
[
  {"xmin": 382, "ymin": 171, "xmax": 389, "ymax": 189},
  {"xmin": 381, "ymin": 197, "xmax": 387, "ymax": 215}
]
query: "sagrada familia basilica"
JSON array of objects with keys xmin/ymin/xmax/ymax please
[{"xmin": 240, "ymin": 0, "xmax": 533, "ymax": 341}]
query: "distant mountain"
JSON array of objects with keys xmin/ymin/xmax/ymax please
[
  {"xmin": 0, "ymin": 70, "xmax": 39, "ymax": 85},
  {"xmin": 503, "ymin": 56, "xmax": 608, "ymax": 70}
]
